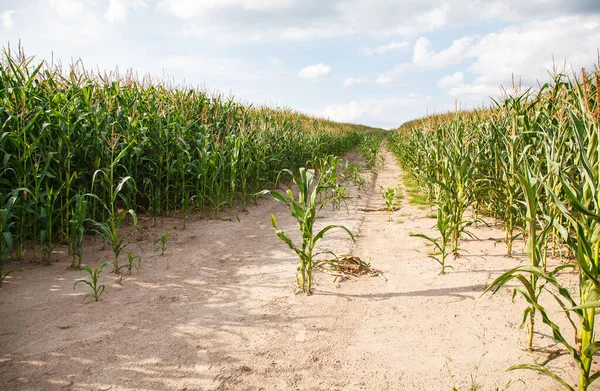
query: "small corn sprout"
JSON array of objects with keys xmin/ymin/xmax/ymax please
[
  {"xmin": 73, "ymin": 262, "xmax": 111, "ymax": 303},
  {"xmin": 154, "ymin": 231, "xmax": 178, "ymax": 256}
]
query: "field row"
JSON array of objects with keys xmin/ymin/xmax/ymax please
[{"xmin": 387, "ymin": 68, "xmax": 600, "ymax": 390}]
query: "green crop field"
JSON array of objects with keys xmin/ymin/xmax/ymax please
[
  {"xmin": 1, "ymin": 37, "xmax": 600, "ymax": 391},
  {"xmin": 0, "ymin": 49, "xmax": 381, "ymax": 273},
  {"xmin": 388, "ymin": 68, "xmax": 600, "ymax": 390}
]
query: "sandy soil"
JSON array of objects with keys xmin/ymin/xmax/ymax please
[{"xmin": 0, "ymin": 148, "xmax": 597, "ymax": 391}]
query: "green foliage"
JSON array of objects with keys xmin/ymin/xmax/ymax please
[
  {"xmin": 68, "ymin": 193, "xmax": 87, "ymax": 268},
  {"xmin": 154, "ymin": 231, "xmax": 178, "ymax": 256},
  {"xmin": 411, "ymin": 202, "xmax": 453, "ymax": 274},
  {"xmin": 180, "ymin": 192, "xmax": 196, "ymax": 229},
  {"xmin": 120, "ymin": 251, "xmax": 141, "ymax": 275},
  {"xmin": 87, "ymin": 140, "xmax": 138, "ymax": 272},
  {"xmin": 380, "ymin": 186, "xmax": 395, "ymax": 221},
  {"xmin": 73, "ymin": 262, "xmax": 111, "ymax": 303},
  {"xmin": 39, "ymin": 186, "xmax": 61, "ymax": 264},
  {"xmin": 312, "ymin": 155, "xmax": 349, "ymax": 211},
  {"xmin": 0, "ymin": 47, "xmax": 376, "ymax": 265},
  {"xmin": 359, "ymin": 133, "xmax": 385, "ymax": 172},
  {"xmin": 341, "ymin": 161, "xmax": 366, "ymax": 190},
  {"xmin": 0, "ymin": 194, "xmax": 16, "ymax": 286},
  {"xmin": 261, "ymin": 167, "xmax": 355, "ymax": 295},
  {"xmin": 390, "ymin": 65, "xmax": 600, "ymax": 390}
]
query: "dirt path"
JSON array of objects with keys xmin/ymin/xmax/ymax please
[{"xmin": 0, "ymin": 148, "xmax": 588, "ymax": 390}]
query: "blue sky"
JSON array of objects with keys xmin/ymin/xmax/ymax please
[{"xmin": 1, "ymin": 0, "xmax": 600, "ymax": 129}]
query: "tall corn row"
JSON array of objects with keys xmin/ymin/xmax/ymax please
[
  {"xmin": 0, "ymin": 48, "xmax": 376, "ymax": 265},
  {"xmin": 388, "ymin": 65, "xmax": 600, "ymax": 390}
]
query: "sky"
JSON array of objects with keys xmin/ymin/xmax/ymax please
[{"xmin": 1, "ymin": 1, "xmax": 600, "ymax": 129}]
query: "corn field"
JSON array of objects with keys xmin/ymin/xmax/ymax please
[
  {"xmin": 388, "ymin": 67, "xmax": 600, "ymax": 390},
  {"xmin": 0, "ymin": 48, "xmax": 378, "ymax": 268}
]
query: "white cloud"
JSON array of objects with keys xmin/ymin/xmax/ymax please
[
  {"xmin": 377, "ymin": 36, "xmax": 474, "ymax": 84},
  {"xmin": 325, "ymin": 100, "xmax": 379, "ymax": 123},
  {"xmin": 158, "ymin": 0, "xmax": 296, "ymax": 19},
  {"xmin": 344, "ymin": 77, "xmax": 366, "ymax": 86},
  {"xmin": 40, "ymin": 0, "xmax": 104, "ymax": 38},
  {"xmin": 438, "ymin": 14, "xmax": 600, "ymax": 104},
  {"xmin": 363, "ymin": 40, "xmax": 409, "ymax": 56},
  {"xmin": 105, "ymin": 0, "xmax": 146, "ymax": 24},
  {"xmin": 298, "ymin": 63, "xmax": 331, "ymax": 80},
  {"xmin": 268, "ymin": 57, "xmax": 283, "ymax": 66},
  {"xmin": 413, "ymin": 36, "xmax": 473, "ymax": 67},
  {"xmin": 415, "ymin": 3, "xmax": 449, "ymax": 31},
  {"xmin": 447, "ymin": 84, "xmax": 500, "ymax": 101},
  {"xmin": 323, "ymin": 94, "xmax": 433, "ymax": 128},
  {"xmin": 437, "ymin": 71, "xmax": 464, "ymax": 89},
  {"xmin": 1, "ymin": 10, "xmax": 15, "ymax": 30},
  {"xmin": 156, "ymin": 0, "xmax": 600, "ymax": 43},
  {"xmin": 106, "ymin": 0, "xmax": 127, "ymax": 23},
  {"xmin": 467, "ymin": 15, "xmax": 600, "ymax": 87},
  {"xmin": 375, "ymin": 74, "xmax": 396, "ymax": 85},
  {"xmin": 48, "ymin": 0, "xmax": 85, "ymax": 18}
]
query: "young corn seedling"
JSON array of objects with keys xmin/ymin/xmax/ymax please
[
  {"xmin": 119, "ymin": 251, "xmax": 141, "ymax": 275},
  {"xmin": 411, "ymin": 202, "xmax": 453, "ymax": 274},
  {"xmin": 73, "ymin": 262, "xmax": 111, "ymax": 303},
  {"xmin": 359, "ymin": 134, "xmax": 382, "ymax": 172},
  {"xmin": 154, "ymin": 231, "xmax": 178, "ymax": 256},
  {"xmin": 261, "ymin": 167, "xmax": 355, "ymax": 295},
  {"xmin": 380, "ymin": 186, "xmax": 395, "ymax": 221},
  {"xmin": 378, "ymin": 153, "xmax": 387, "ymax": 170},
  {"xmin": 315, "ymin": 155, "xmax": 349, "ymax": 212},
  {"xmin": 341, "ymin": 162, "xmax": 367, "ymax": 190},
  {"xmin": 330, "ymin": 185, "xmax": 348, "ymax": 212},
  {"xmin": 133, "ymin": 226, "xmax": 148, "ymax": 241},
  {"xmin": 312, "ymin": 155, "xmax": 340, "ymax": 202},
  {"xmin": 340, "ymin": 161, "xmax": 355, "ymax": 184}
]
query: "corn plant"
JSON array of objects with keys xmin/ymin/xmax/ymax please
[
  {"xmin": 390, "ymin": 64, "xmax": 600, "ymax": 390},
  {"xmin": 120, "ymin": 251, "xmax": 141, "ymax": 275},
  {"xmin": 411, "ymin": 202, "xmax": 453, "ymax": 274},
  {"xmin": 39, "ymin": 186, "xmax": 61, "ymax": 264},
  {"xmin": 359, "ymin": 134, "xmax": 383, "ymax": 172},
  {"xmin": 0, "ymin": 47, "xmax": 376, "ymax": 276},
  {"xmin": 0, "ymin": 194, "xmax": 16, "ymax": 286},
  {"xmin": 68, "ymin": 193, "xmax": 87, "ymax": 269},
  {"xmin": 73, "ymin": 262, "xmax": 111, "ymax": 303},
  {"xmin": 312, "ymin": 155, "xmax": 349, "ymax": 211},
  {"xmin": 488, "ymin": 131, "xmax": 524, "ymax": 257},
  {"xmin": 330, "ymin": 185, "xmax": 348, "ymax": 212},
  {"xmin": 180, "ymin": 191, "xmax": 196, "ymax": 229},
  {"xmin": 88, "ymin": 140, "xmax": 138, "ymax": 272},
  {"xmin": 133, "ymin": 226, "xmax": 148, "ymax": 241},
  {"xmin": 341, "ymin": 161, "xmax": 367, "ymax": 191},
  {"xmin": 380, "ymin": 186, "xmax": 395, "ymax": 221},
  {"xmin": 487, "ymin": 155, "xmax": 552, "ymax": 349},
  {"xmin": 154, "ymin": 231, "xmax": 178, "ymax": 256},
  {"xmin": 261, "ymin": 167, "xmax": 355, "ymax": 295}
]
